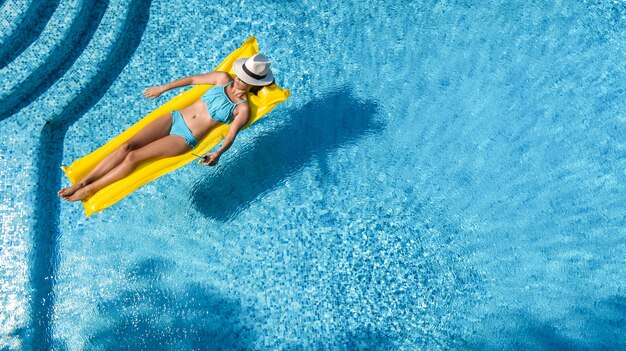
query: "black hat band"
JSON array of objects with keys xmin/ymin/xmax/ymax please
[{"xmin": 242, "ymin": 63, "xmax": 267, "ymax": 80}]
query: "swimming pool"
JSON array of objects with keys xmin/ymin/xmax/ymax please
[{"xmin": 1, "ymin": 0, "xmax": 625, "ymax": 349}]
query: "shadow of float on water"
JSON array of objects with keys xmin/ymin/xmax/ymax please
[
  {"xmin": 191, "ymin": 88, "xmax": 383, "ymax": 222},
  {"xmin": 85, "ymin": 258, "xmax": 257, "ymax": 350}
]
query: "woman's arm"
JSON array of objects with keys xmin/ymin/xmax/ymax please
[
  {"xmin": 201, "ymin": 106, "xmax": 250, "ymax": 166},
  {"xmin": 191, "ymin": 71, "xmax": 230, "ymax": 85},
  {"xmin": 142, "ymin": 76, "xmax": 193, "ymax": 99},
  {"xmin": 143, "ymin": 72, "xmax": 230, "ymax": 100},
  {"xmin": 161, "ymin": 76, "xmax": 194, "ymax": 92}
]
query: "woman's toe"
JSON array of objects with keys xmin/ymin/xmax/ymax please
[
  {"xmin": 68, "ymin": 188, "xmax": 94, "ymax": 202},
  {"xmin": 67, "ymin": 190, "xmax": 82, "ymax": 202},
  {"xmin": 67, "ymin": 194, "xmax": 81, "ymax": 202}
]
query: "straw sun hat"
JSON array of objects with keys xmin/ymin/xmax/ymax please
[{"xmin": 233, "ymin": 53, "xmax": 274, "ymax": 86}]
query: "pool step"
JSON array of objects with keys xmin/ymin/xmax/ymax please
[
  {"xmin": 0, "ymin": 0, "xmax": 109, "ymax": 120},
  {"xmin": 0, "ymin": 0, "xmax": 145, "ymax": 349},
  {"xmin": 0, "ymin": 0, "xmax": 79, "ymax": 100},
  {"xmin": 0, "ymin": 0, "xmax": 34, "ymax": 42},
  {"xmin": 0, "ymin": 0, "xmax": 60, "ymax": 70},
  {"xmin": 10, "ymin": 0, "xmax": 135, "ymax": 126}
]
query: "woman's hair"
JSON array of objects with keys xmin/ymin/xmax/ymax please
[{"xmin": 249, "ymin": 80, "xmax": 275, "ymax": 95}]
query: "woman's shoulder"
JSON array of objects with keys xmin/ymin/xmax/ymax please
[
  {"xmin": 213, "ymin": 71, "xmax": 234, "ymax": 85},
  {"xmin": 192, "ymin": 71, "xmax": 231, "ymax": 85},
  {"xmin": 233, "ymin": 100, "xmax": 250, "ymax": 116}
]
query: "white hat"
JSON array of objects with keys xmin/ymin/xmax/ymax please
[{"xmin": 233, "ymin": 53, "xmax": 274, "ymax": 86}]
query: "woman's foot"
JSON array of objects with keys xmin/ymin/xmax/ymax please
[
  {"xmin": 66, "ymin": 186, "xmax": 96, "ymax": 202},
  {"xmin": 58, "ymin": 182, "xmax": 86, "ymax": 198}
]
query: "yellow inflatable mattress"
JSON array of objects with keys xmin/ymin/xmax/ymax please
[{"xmin": 61, "ymin": 36, "xmax": 290, "ymax": 217}]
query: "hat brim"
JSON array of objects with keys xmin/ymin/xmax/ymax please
[{"xmin": 233, "ymin": 58, "xmax": 274, "ymax": 86}]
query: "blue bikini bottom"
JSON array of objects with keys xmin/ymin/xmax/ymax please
[{"xmin": 170, "ymin": 110, "xmax": 198, "ymax": 149}]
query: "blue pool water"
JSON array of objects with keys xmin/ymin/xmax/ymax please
[{"xmin": 1, "ymin": 0, "xmax": 625, "ymax": 349}]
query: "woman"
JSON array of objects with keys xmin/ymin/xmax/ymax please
[{"xmin": 57, "ymin": 54, "xmax": 274, "ymax": 202}]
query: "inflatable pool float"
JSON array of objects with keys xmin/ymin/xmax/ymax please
[{"xmin": 61, "ymin": 36, "xmax": 290, "ymax": 217}]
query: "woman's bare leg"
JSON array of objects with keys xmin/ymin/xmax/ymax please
[
  {"xmin": 58, "ymin": 113, "xmax": 174, "ymax": 198},
  {"xmin": 66, "ymin": 135, "xmax": 191, "ymax": 202}
]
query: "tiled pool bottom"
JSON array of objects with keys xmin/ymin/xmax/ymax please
[
  {"xmin": 47, "ymin": 87, "xmax": 479, "ymax": 349},
  {"xmin": 52, "ymin": 159, "xmax": 481, "ymax": 349},
  {"xmin": 2, "ymin": 0, "xmax": 626, "ymax": 349},
  {"xmin": 0, "ymin": 117, "xmax": 41, "ymax": 350}
]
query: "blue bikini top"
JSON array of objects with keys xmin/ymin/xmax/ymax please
[{"xmin": 201, "ymin": 81, "xmax": 247, "ymax": 124}]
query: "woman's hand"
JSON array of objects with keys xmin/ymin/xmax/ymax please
[
  {"xmin": 142, "ymin": 85, "xmax": 165, "ymax": 100},
  {"xmin": 199, "ymin": 152, "xmax": 220, "ymax": 166}
]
